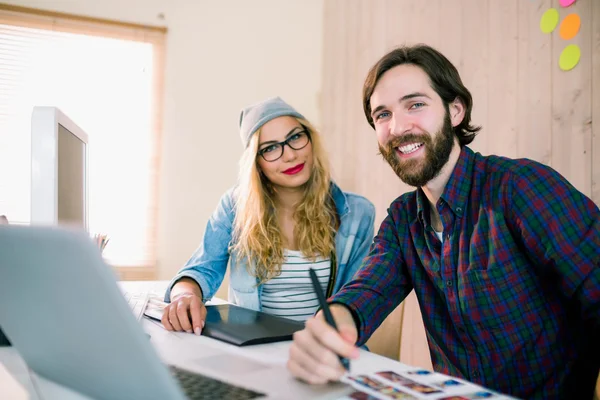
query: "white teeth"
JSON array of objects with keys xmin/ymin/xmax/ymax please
[{"xmin": 397, "ymin": 143, "xmax": 423, "ymax": 154}]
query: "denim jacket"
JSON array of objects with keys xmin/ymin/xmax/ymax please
[{"xmin": 164, "ymin": 182, "xmax": 375, "ymax": 311}]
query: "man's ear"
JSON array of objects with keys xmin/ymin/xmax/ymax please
[{"xmin": 449, "ymin": 97, "xmax": 466, "ymax": 128}]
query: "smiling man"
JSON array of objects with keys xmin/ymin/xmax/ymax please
[{"xmin": 286, "ymin": 44, "xmax": 600, "ymax": 400}]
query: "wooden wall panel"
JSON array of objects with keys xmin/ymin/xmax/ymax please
[
  {"xmin": 438, "ymin": 2, "xmax": 462, "ymax": 67},
  {"xmin": 460, "ymin": 0, "xmax": 489, "ymax": 156},
  {"xmin": 517, "ymin": 0, "xmax": 553, "ymax": 164},
  {"xmin": 488, "ymin": 0, "xmax": 519, "ymax": 159},
  {"xmin": 592, "ymin": 1, "xmax": 600, "ymax": 392},
  {"xmin": 321, "ymin": 0, "xmax": 348, "ymax": 190},
  {"xmin": 592, "ymin": 0, "xmax": 600, "ymax": 206},
  {"xmin": 551, "ymin": 0, "xmax": 593, "ymax": 197},
  {"xmin": 397, "ymin": 291, "xmax": 431, "ymax": 370}
]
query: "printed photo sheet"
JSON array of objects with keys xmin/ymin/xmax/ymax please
[{"xmin": 337, "ymin": 368, "xmax": 520, "ymax": 400}]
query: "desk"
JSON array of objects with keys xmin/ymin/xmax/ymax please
[{"xmin": 0, "ymin": 281, "xmax": 516, "ymax": 400}]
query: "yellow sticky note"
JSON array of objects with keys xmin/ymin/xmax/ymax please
[
  {"xmin": 559, "ymin": 44, "xmax": 581, "ymax": 71},
  {"xmin": 540, "ymin": 8, "xmax": 559, "ymax": 34}
]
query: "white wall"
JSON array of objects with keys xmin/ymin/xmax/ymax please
[{"xmin": 4, "ymin": 0, "xmax": 324, "ymax": 287}]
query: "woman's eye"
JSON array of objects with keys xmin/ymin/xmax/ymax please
[{"xmin": 262, "ymin": 145, "xmax": 278, "ymax": 153}]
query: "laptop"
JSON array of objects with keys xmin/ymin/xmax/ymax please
[{"xmin": 0, "ymin": 225, "xmax": 350, "ymax": 400}]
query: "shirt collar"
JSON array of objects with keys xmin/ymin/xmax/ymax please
[
  {"xmin": 330, "ymin": 181, "xmax": 349, "ymax": 217},
  {"xmin": 416, "ymin": 146, "xmax": 474, "ymax": 224}
]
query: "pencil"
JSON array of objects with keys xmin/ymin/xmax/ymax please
[{"xmin": 308, "ymin": 267, "xmax": 350, "ymax": 371}]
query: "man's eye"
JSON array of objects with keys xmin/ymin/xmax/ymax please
[
  {"xmin": 375, "ymin": 111, "xmax": 390, "ymax": 120},
  {"xmin": 410, "ymin": 102, "xmax": 425, "ymax": 109}
]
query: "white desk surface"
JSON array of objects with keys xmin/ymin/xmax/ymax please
[{"xmin": 0, "ymin": 281, "xmax": 515, "ymax": 400}]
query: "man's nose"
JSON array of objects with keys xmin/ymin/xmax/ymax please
[{"xmin": 390, "ymin": 113, "xmax": 413, "ymax": 137}]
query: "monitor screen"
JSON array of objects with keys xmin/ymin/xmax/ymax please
[
  {"xmin": 30, "ymin": 106, "xmax": 88, "ymax": 231},
  {"xmin": 57, "ymin": 124, "xmax": 86, "ymax": 229}
]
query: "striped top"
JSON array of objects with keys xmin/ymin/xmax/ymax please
[{"xmin": 261, "ymin": 249, "xmax": 330, "ymax": 322}]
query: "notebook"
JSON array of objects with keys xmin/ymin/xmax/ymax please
[{"xmin": 144, "ymin": 300, "xmax": 304, "ymax": 346}]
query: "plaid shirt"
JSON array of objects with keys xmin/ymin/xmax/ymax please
[{"xmin": 331, "ymin": 146, "xmax": 600, "ymax": 399}]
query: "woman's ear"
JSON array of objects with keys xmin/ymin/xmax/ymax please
[{"xmin": 449, "ymin": 97, "xmax": 466, "ymax": 128}]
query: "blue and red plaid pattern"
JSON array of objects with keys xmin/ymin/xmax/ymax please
[{"xmin": 330, "ymin": 146, "xmax": 600, "ymax": 399}]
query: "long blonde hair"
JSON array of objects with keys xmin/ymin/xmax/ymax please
[{"xmin": 231, "ymin": 118, "xmax": 337, "ymax": 284}]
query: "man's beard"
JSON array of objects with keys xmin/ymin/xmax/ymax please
[{"xmin": 379, "ymin": 113, "xmax": 454, "ymax": 187}]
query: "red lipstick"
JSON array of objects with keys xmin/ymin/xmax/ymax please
[{"xmin": 282, "ymin": 163, "xmax": 305, "ymax": 175}]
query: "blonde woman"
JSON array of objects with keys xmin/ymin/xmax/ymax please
[{"xmin": 162, "ymin": 97, "xmax": 375, "ymax": 336}]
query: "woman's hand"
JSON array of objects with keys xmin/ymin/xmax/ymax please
[{"xmin": 162, "ymin": 278, "xmax": 206, "ymax": 335}]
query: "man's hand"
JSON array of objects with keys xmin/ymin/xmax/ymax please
[{"xmin": 287, "ymin": 304, "xmax": 360, "ymax": 384}]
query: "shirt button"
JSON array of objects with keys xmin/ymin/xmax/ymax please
[
  {"xmin": 446, "ymin": 280, "xmax": 453, "ymax": 287},
  {"xmin": 472, "ymin": 371, "xmax": 480, "ymax": 379},
  {"xmin": 446, "ymin": 234, "xmax": 451, "ymax": 240},
  {"xmin": 456, "ymin": 207, "xmax": 462, "ymax": 213},
  {"xmin": 457, "ymin": 326, "xmax": 465, "ymax": 333}
]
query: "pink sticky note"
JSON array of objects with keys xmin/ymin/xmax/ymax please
[{"xmin": 559, "ymin": 0, "xmax": 576, "ymax": 7}]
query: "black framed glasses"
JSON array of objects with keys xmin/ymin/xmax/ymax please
[{"xmin": 257, "ymin": 129, "xmax": 311, "ymax": 162}]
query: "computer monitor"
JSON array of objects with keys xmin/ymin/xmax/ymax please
[{"xmin": 30, "ymin": 106, "xmax": 89, "ymax": 231}]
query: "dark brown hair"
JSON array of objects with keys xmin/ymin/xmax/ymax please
[{"xmin": 363, "ymin": 44, "xmax": 480, "ymax": 145}]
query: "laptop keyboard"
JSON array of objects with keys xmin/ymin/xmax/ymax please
[
  {"xmin": 124, "ymin": 292, "xmax": 147, "ymax": 321},
  {"xmin": 169, "ymin": 365, "xmax": 265, "ymax": 399},
  {"xmin": 125, "ymin": 291, "xmax": 264, "ymax": 398}
]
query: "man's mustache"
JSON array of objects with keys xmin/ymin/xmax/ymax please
[{"xmin": 386, "ymin": 133, "xmax": 430, "ymax": 150}]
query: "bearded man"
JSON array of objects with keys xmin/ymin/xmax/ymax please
[{"xmin": 286, "ymin": 44, "xmax": 600, "ymax": 400}]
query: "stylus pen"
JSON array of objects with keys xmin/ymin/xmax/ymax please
[{"xmin": 308, "ymin": 267, "xmax": 350, "ymax": 371}]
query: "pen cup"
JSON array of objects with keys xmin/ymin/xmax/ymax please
[{"xmin": 93, "ymin": 233, "xmax": 110, "ymax": 254}]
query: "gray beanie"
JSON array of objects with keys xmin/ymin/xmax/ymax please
[{"xmin": 238, "ymin": 96, "xmax": 305, "ymax": 148}]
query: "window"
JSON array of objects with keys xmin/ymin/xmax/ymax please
[{"xmin": 0, "ymin": 5, "xmax": 166, "ymax": 274}]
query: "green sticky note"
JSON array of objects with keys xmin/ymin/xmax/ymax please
[
  {"xmin": 559, "ymin": 44, "xmax": 581, "ymax": 71},
  {"xmin": 540, "ymin": 8, "xmax": 559, "ymax": 34}
]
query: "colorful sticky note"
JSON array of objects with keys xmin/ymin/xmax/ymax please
[
  {"xmin": 559, "ymin": 0, "xmax": 576, "ymax": 7},
  {"xmin": 559, "ymin": 44, "xmax": 581, "ymax": 71},
  {"xmin": 559, "ymin": 13, "xmax": 581, "ymax": 40},
  {"xmin": 540, "ymin": 8, "xmax": 559, "ymax": 34}
]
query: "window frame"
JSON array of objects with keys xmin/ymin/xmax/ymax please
[{"xmin": 0, "ymin": 4, "xmax": 167, "ymax": 279}]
